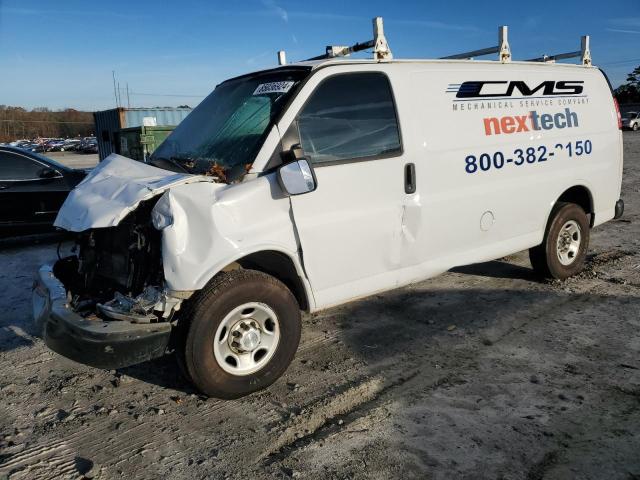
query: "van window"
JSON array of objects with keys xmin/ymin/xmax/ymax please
[{"xmin": 297, "ymin": 72, "xmax": 401, "ymax": 165}]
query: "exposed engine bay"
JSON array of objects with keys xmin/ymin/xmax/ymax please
[{"xmin": 54, "ymin": 199, "xmax": 182, "ymax": 324}]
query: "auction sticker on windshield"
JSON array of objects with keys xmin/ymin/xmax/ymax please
[{"xmin": 253, "ymin": 81, "xmax": 295, "ymax": 95}]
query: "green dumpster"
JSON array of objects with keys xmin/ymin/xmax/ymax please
[{"xmin": 116, "ymin": 125, "xmax": 175, "ymax": 162}]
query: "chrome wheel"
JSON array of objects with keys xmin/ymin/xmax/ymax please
[
  {"xmin": 213, "ymin": 302, "xmax": 280, "ymax": 376},
  {"xmin": 556, "ymin": 220, "xmax": 581, "ymax": 266}
]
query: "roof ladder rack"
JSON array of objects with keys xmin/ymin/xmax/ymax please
[
  {"xmin": 526, "ymin": 35, "xmax": 591, "ymax": 66},
  {"xmin": 440, "ymin": 26, "xmax": 511, "ymax": 63},
  {"xmin": 304, "ymin": 16, "xmax": 392, "ymax": 62}
]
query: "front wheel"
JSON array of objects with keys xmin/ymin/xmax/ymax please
[
  {"xmin": 529, "ymin": 202, "xmax": 590, "ymax": 280},
  {"xmin": 179, "ymin": 269, "xmax": 301, "ymax": 399},
  {"xmin": 633, "ymin": 123, "xmax": 639, "ymax": 131}
]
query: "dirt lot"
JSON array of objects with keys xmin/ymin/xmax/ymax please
[{"xmin": 1, "ymin": 134, "xmax": 639, "ymax": 480}]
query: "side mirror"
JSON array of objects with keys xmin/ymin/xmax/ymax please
[
  {"xmin": 39, "ymin": 167, "xmax": 58, "ymax": 179},
  {"xmin": 277, "ymin": 158, "xmax": 317, "ymax": 196}
]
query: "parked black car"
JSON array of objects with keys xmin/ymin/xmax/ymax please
[
  {"xmin": 0, "ymin": 146, "xmax": 87, "ymax": 235},
  {"xmin": 80, "ymin": 140, "xmax": 98, "ymax": 154},
  {"xmin": 29, "ymin": 143, "xmax": 46, "ymax": 153}
]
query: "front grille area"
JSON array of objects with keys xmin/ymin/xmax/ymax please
[{"xmin": 56, "ymin": 199, "xmax": 164, "ymax": 315}]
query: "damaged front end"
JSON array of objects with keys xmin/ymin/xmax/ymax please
[
  {"xmin": 58, "ymin": 198, "xmax": 186, "ymax": 325},
  {"xmin": 32, "ymin": 154, "xmax": 203, "ymax": 369},
  {"xmin": 33, "ymin": 199, "xmax": 188, "ymax": 369}
]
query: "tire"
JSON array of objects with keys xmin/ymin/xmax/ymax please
[
  {"xmin": 178, "ymin": 269, "xmax": 301, "ymax": 399},
  {"xmin": 529, "ymin": 202, "xmax": 590, "ymax": 280},
  {"xmin": 633, "ymin": 123, "xmax": 639, "ymax": 131}
]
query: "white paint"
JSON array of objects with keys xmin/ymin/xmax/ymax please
[
  {"xmin": 154, "ymin": 175, "xmax": 311, "ymax": 305},
  {"xmin": 480, "ymin": 211, "xmax": 495, "ymax": 232}
]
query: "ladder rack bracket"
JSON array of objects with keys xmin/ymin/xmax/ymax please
[
  {"xmin": 373, "ymin": 17, "xmax": 392, "ymax": 60},
  {"xmin": 499, "ymin": 26, "xmax": 511, "ymax": 63},
  {"xmin": 303, "ymin": 16, "xmax": 391, "ymax": 62},
  {"xmin": 581, "ymin": 35, "xmax": 591, "ymax": 66}
]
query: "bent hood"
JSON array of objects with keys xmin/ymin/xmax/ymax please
[{"xmin": 54, "ymin": 154, "xmax": 214, "ymax": 232}]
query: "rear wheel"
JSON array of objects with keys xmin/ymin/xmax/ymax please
[
  {"xmin": 529, "ymin": 202, "xmax": 590, "ymax": 280},
  {"xmin": 178, "ymin": 269, "xmax": 301, "ymax": 399}
]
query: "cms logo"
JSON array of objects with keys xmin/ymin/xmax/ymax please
[{"xmin": 448, "ymin": 81, "xmax": 584, "ymax": 98}]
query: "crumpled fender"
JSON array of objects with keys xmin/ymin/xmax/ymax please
[
  {"xmin": 54, "ymin": 154, "xmax": 212, "ymax": 232},
  {"xmin": 155, "ymin": 173, "xmax": 308, "ymax": 297}
]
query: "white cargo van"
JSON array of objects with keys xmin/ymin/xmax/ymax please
[{"xmin": 33, "ymin": 20, "xmax": 624, "ymax": 398}]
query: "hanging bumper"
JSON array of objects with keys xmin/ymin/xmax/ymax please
[{"xmin": 32, "ymin": 264, "xmax": 172, "ymax": 369}]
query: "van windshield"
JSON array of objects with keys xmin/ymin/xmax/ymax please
[{"xmin": 151, "ymin": 69, "xmax": 309, "ymax": 181}]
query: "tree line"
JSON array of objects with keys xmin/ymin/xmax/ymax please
[
  {"xmin": 0, "ymin": 106, "xmax": 94, "ymax": 143},
  {"xmin": 614, "ymin": 65, "xmax": 640, "ymax": 104}
]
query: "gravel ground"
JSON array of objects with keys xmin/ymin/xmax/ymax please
[
  {"xmin": 0, "ymin": 133, "xmax": 639, "ymax": 480},
  {"xmin": 47, "ymin": 151, "xmax": 98, "ymax": 170}
]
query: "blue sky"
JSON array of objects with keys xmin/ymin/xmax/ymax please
[{"xmin": 0, "ymin": 0, "xmax": 639, "ymax": 111}]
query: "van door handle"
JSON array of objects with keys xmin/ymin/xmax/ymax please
[{"xmin": 404, "ymin": 163, "xmax": 416, "ymax": 194}]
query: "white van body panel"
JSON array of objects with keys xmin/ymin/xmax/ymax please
[
  {"xmin": 390, "ymin": 63, "xmax": 620, "ymax": 271},
  {"xmin": 270, "ymin": 61, "xmax": 622, "ymax": 309}
]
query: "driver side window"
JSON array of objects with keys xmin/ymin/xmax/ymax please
[{"xmin": 297, "ymin": 72, "xmax": 401, "ymax": 165}]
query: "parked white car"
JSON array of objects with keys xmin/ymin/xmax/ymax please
[
  {"xmin": 33, "ymin": 21, "xmax": 624, "ymax": 398},
  {"xmin": 622, "ymin": 111, "xmax": 640, "ymax": 131}
]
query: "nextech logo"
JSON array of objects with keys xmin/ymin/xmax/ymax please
[{"xmin": 483, "ymin": 108, "xmax": 579, "ymax": 136}]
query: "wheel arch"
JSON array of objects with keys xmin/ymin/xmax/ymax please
[
  {"xmin": 556, "ymin": 184, "xmax": 595, "ymax": 227},
  {"xmin": 233, "ymin": 250, "xmax": 311, "ymax": 312},
  {"xmin": 184, "ymin": 248, "xmax": 313, "ymax": 314}
]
